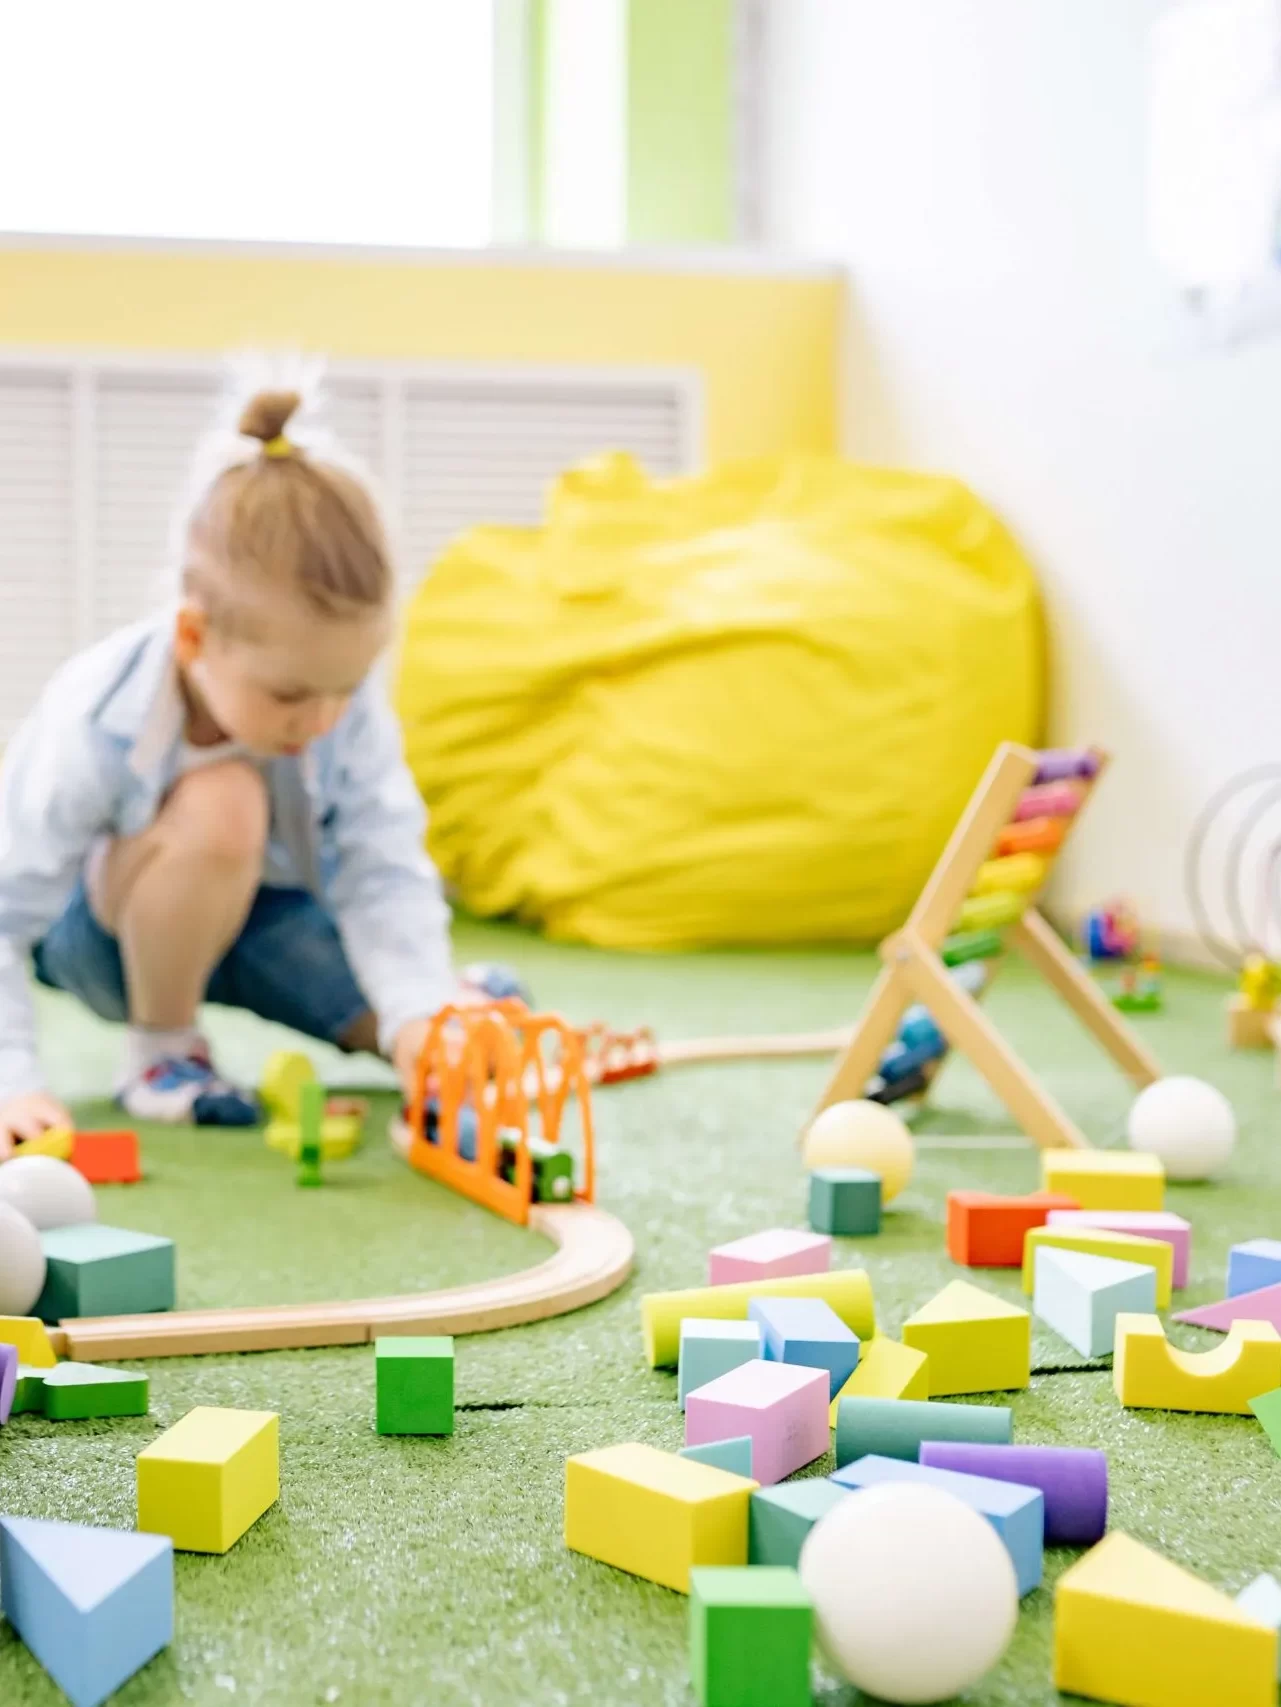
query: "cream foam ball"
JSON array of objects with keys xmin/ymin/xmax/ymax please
[
  {"xmin": 802, "ymin": 1099, "xmax": 915, "ymax": 1202},
  {"xmin": 0, "ymin": 1154, "xmax": 96, "ymax": 1230},
  {"xmin": 0, "ymin": 1200, "xmax": 47, "ymax": 1316},
  {"xmin": 1126, "ymin": 1075, "xmax": 1237, "ymax": 1180},
  {"xmin": 800, "ymin": 1481, "xmax": 1018, "ymax": 1704}
]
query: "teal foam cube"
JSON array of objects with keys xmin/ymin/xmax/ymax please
[
  {"xmin": 36, "ymin": 1225, "xmax": 175, "ymax": 1322},
  {"xmin": 678, "ymin": 1318, "xmax": 763, "ymax": 1409},
  {"xmin": 748, "ymin": 1480, "xmax": 848, "ymax": 1567},
  {"xmin": 808, "ymin": 1167, "xmax": 881, "ymax": 1236}
]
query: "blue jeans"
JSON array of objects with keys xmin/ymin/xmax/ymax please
[{"xmin": 33, "ymin": 883, "xmax": 372, "ymax": 1046}]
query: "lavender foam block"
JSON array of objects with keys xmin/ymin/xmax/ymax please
[{"xmin": 918, "ymin": 1440, "xmax": 1107, "ymax": 1546}]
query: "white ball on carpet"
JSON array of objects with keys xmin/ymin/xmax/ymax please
[
  {"xmin": 800, "ymin": 1481, "xmax": 1018, "ymax": 1704},
  {"xmin": 1126, "ymin": 1075, "xmax": 1237, "ymax": 1180},
  {"xmin": 802, "ymin": 1099, "xmax": 914, "ymax": 1201},
  {"xmin": 0, "ymin": 1201, "xmax": 47, "ymax": 1316},
  {"xmin": 0, "ymin": 1154, "xmax": 96, "ymax": 1230}
]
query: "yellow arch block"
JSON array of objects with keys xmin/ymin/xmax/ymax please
[{"xmin": 1113, "ymin": 1314, "xmax": 1281, "ymax": 1414}]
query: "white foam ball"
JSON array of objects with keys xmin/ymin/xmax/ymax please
[
  {"xmin": 802, "ymin": 1099, "xmax": 915, "ymax": 1201},
  {"xmin": 1127, "ymin": 1076, "xmax": 1237, "ymax": 1180},
  {"xmin": 0, "ymin": 1201, "xmax": 46, "ymax": 1316},
  {"xmin": 0, "ymin": 1154, "xmax": 96, "ymax": 1229},
  {"xmin": 800, "ymin": 1482, "xmax": 1018, "ymax": 1703}
]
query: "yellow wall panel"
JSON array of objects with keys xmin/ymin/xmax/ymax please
[{"xmin": 0, "ymin": 244, "xmax": 841, "ymax": 464}]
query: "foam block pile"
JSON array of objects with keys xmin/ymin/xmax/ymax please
[{"xmin": 564, "ymin": 1137, "xmax": 1281, "ymax": 1706}]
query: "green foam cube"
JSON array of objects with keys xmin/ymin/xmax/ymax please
[
  {"xmin": 12, "ymin": 1365, "xmax": 47, "ymax": 1415},
  {"xmin": 748, "ymin": 1480, "xmax": 848, "ymax": 1567},
  {"xmin": 375, "ymin": 1336, "xmax": 454, "ymax": 1436},
  {"xmin": 1250, "ymin": 1386, "xmax": 1281, "ymax": 1456},
  {"xmin": 41, "ymin": 1362, "xmax": 149, "ymax": 1421},
  {"xmin": 36, "ymin": 1225, "xmax": 175, "ymax": 1322},
  {"xmin": 689, "ymin": 1566, "xmax": 812, "ymax": 1707},
  {"xmin": 808, "ymin": 1167, "xmax": 881, "ymax": 1236}
]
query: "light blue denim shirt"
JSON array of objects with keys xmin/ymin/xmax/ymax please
[{"xmin": 0, "ymin": 611, "xmax": 454, "ymax": 1101}]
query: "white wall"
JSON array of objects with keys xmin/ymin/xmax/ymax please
[{"xmin": 762, "ymin": 0, "xmax": 1281, "ymax": 954}]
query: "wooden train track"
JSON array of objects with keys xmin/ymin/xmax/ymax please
[{"xmin": 48, "ymin": 1184, "xmax": 633, "ymax": 1362}]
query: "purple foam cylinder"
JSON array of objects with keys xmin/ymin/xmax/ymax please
[
  {"xmin": 918, "ymin": 1441, "xmax": 1107, "ymax": 1546},
  {"xmin": 0, "ymin": 1344, "xmax": 15, "ymax": 1425},
  {"xmin": 1034, "ymin": 748, "xmax": 1099, "ymax": 784}
]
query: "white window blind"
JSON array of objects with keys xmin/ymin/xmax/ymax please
[
  {"xmin": 0, "ymin": 370, "xmax": 77, "ymax": 735},
  {"xmin": 0, "ymin": 355, "xmax": 701, "ymax": 738}
]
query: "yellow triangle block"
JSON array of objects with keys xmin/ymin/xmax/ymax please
[
  {"xmin": 0, "ymin": 1317, "xmax": 57, "ymax": 1368},
  {"xmin": 1113, "ymin": 1315, "xmax": 1281, "ymax": 1414},
  {"xmin": 1055, "ymin": 1531, "xmax": 1276, "ymax": 1707},
  {"xmin": 829, "ymin": 1336, "xmax": 930, "ymax": 1424},
  {"xmin": 901, "ymin": 1280, "xmax": 1029, "ymax": 1397},
  {"xmin": 1023, "ymin": 1226, "xmax": 1172, "ymax": 1305},
  {"xmin": 564, "ymin": 1443, "xmax": 757, "ymax": 1593},
  {"xmin": 1041, "ymin": 1148, "xmax": 1165, "ymax": 1211}
]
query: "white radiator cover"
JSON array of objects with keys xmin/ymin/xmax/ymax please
[{"xmin": 0, "ymin": 352, "xmax": 702, "ymax": 737}]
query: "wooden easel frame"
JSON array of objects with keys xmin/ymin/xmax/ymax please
[{"xmin": 813, "ymin": 742, "xmax": 1161, "ymax": 1150}]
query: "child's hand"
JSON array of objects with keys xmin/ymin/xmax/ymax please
[
  {"xmin": 391, "ymin": 986, "xmax": 495, "ymax": 1104},
  {"xmin": 0, "ymin": 1091, "xmax": 75, "ymax": 1158}
]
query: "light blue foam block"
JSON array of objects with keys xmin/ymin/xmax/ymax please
[
  {"xmin": 1237, "ymin": 1572, "xmax": 1281, "ymax": 1679},
  {"xmin": 680, "ymin": 1435, "xmax": 754, "ymax": 1477},
  {"xmin": 1228, "ymin": 1240, "xmax": 1281, "ymax": 1299},
  {"xmin": 748, "ymin": 1296, "xmax": 860, "ymax": 1398},
  {"xmin": 830, "ymin": 1454, "xmax": 1044, "ymax": 1595},
  {"xmin": 1032, "ymin": 1245, "xmax": 1158, "ymax": 1358},
  {"xmin": 678, "ymin": 1318, "xmax": 764, "ymax": 1409},
  {"xmin": 0, "ymin": 1516, "xmax": 173, "ymax": 1707}
]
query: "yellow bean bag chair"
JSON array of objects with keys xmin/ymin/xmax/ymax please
[{"xmin": 395, "ymin": 454, "xmax": 1043, "ymax": 949}]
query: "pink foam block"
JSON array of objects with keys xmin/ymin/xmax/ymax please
[
  {"xmin": 707, "ymin": 1229, "xmax": 832, "ymax": 1287},
  {"xmin": 1046, "ymin": 1210, "xmax": 1191, "ymax": 1290},
  {"xmin": 1173, "ymin": 1281, "xmax": 1281, "ymax": 1333},
  {"xmin": 684, "ymin": 1358, "xmax": 829, "ymax": 1485}
]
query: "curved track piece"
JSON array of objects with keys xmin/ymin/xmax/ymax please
[{"xmin": 50, "ymin": 1138, "xmax": 634, "ymax": 1362}]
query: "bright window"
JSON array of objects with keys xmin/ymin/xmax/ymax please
[{"xmin": 0, "ymin": 1, "xmax": 496, "ymax": 247}]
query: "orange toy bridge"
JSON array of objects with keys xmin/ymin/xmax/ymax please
[{"xmin": 407, "ymin": 1002, "xmax": 596, "ymax": 1226}]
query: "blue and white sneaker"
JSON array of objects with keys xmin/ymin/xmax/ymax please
[
  {"xmin": 119, "ymin": 1051, "xmax": 259, "ymax": 1127},
  {"xmin": 460, "ymin": 962, "xmax": 533, "ymax": 1005}
]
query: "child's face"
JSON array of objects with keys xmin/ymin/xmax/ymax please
[{"xmin": 175, "ymin": 584, "xmax": 392, "ymax": 757}]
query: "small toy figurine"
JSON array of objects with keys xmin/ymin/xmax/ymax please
[
  {"xmin": 1113, "ymin": 956, "xmax": 1162, "ymax": 1014},
  {"xmin": 1240, "ymin": 952, "xmax": 1281, "ymax": 1012},
  {"xmin": 1083, "ymin": 900, "xmax": 1140, "ymax": 963}
]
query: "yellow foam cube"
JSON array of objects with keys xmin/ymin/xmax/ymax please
[
  {"xmin": 137, "ymin": 1406, "xmax": 279, "ymax": 1553},
  {"xmin": 1113, "ymin": 1315, "xmax": 1281, "ymax": 1415},
  {"xmin": 901, "ymin": 1280, "xmax": 1030, "ymax": 1396},
  {"xmin": 0, "ymin": 1316, "xmax": 57, "ymax": 1368},
  {"xmin": 1055, "ymin": 1531, "xmax": 1276, "ymax": 1707},
  {"xmin": 642, "ymin": 1268, "xmax": 875, "ymax": 1368},
  {"xmin": 829, "ymin": 1336, "xmax": 929, "ymax": 1424},
  {"xmin": 1041, "ymin": 1148, "xmax": 1165, "ymax": 1211},
  {"xmin": 1022, "ymin": 1225, "xmax": 1173, "ymax": 1305},
  {"xmin": 564, "ymin": 1442, "xmax": 756, "ymax": 1593}
]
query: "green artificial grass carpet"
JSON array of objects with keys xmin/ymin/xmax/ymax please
[{"xmin": 1, "ymin": 921, "xmax": 1278, "ymax": 1705}]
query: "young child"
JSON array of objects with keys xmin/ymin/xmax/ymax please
[{"xmin": 0, "ymin": 380, "xmax": 475, "ymax": 1154}]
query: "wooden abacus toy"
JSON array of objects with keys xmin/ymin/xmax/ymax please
[
  {"xmin": 406, "ymin": 1001, "xmax": 596, "ymax": 1226},
  {"xmin": 812, "ymin": 743, "xmax": 1162, "ymax": 1150}
]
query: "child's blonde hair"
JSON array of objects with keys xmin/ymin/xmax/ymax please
[{"xmin": 181, "ymin": 369, "xmax": 394, "ymax": 630}]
